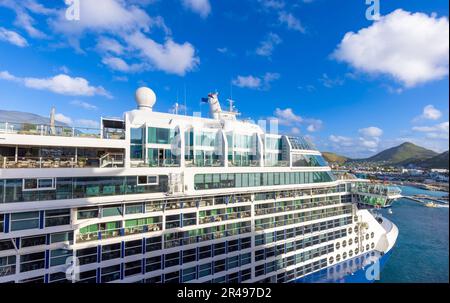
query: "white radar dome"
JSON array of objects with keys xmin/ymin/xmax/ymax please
[{"xmin": 135, "ymin": 87, "xmax": 156, "ymax": 110}]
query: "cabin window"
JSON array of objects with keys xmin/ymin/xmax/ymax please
[
  {"xmin": 148, "ymin": 127, "xmax": 175, "ymax": 144},
  {"xmin": 0, "ymin": 214, "xmax": 4, "ymax": 233},
  {"xmin": 21, "ymin": 235, "xmax": 46, "ymax": 248},
  {"xmin": 22, "ymin": 178, "xmax": 56, "ymax": 191},
  {"xmin": 130, "ymin": 128, "xmax": 144, "ymax": 160},
  {"xmin": 45, "ymin": 209, "xmax": 70, "ymax": 227},
  {"xmin": 10, "ymin": 212, "xmax": 40, "ymax": 231},
  {"xmin": 137, "ymin": 175, "xmax": 158, "ymax": 186}
]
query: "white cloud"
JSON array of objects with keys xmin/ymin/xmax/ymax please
[
  {"xmin": 70, "ymin": 100, "xmax": 98, "ymax": 111},
  {"xmin": 329, "ymin": 135, "xmax": 354, "ymax": 147},
  {"xmin": 181, "ymin": 0, "xmax": 211, "ymax": 18},
  {"xmin": 359, "ymin": 138, "xmax": 380, "ymax": 149},
  {"xmin": 217, "ymin": 47, "xmax": 228, "ymax": 53},
  {"xmin": 51, "ymin": 0, "xmax": 153, "ymax": 35},
  {"xmin": 306, "ymin": 120, "xmax": 323, "ymax": 132},
  {"xmin": 319, "ymin": 73, "xmax": 344, "ymax": 88},
  {"xmin": 96, "ymin": 37, "xmax": 126, "ymax": 55},
  {"xmin": 23, "ymin": 0, "xmax": 56, "ymax": 15},
  {"xmin": 55, "ymin": 113, "xmax": 72, "ymax": 125},
  {"xmin": 59, "ymin": 66, "xmax": 70, "ymax": 74},
  {"xmin": 328, "ymin": 134, "xmax": 382, "ymax": 154},
  {"xmin": 408, "ymin": 121, "xmax": 449, "ymax": 147},
  {"xmin": 76, "ymin": 119, "xmax": 100, "ymax": 128},
  {"xmin": 274, "ymin": 108, "xmax": 303, "ymax": 125},
  {"xmin": 54, "ymin": 113, "xmax": 100, "ymax": 128},
  {"xmin": 232, "ymin": 75, "xmax": 261, "ymax": 89},
  {"xmin": 412, "ymin": 121, "xmax": 449, "ymax": 133},
  {"xmin": 232, "ymin": 72, "xmax": 280, "ymax": 90},
  {"xmin": 329, "ymin": 126, "xmax": 384, "ymax": 155},
  {"xmin": 263, "ymin": 72, "xmax": 280, "ymax": 85},
  {"xmin": 0, "ymin": 27, "xmax": 28, "ymax": 47},
  {"xmin": 0, "ymin": 0, "xmax": 53, "ymax": 38},
  {"xmin": 358, "ymin": 126, "xmax": 383, "ymax": 137},
  {"xmin": 415, "ymin": 104, "xmax": 443, "ymax": 121},
  {"xmin": 124, "ymin": 31, "xmax": 199, "ymax": 76},
  {"xmin": 426, "ymin": 132, "xmax": 449, "ymax": 140},
  {"xmin": 16, "ymin": 0, "xmax": 197, "ymax": 76},
  {"xmin": 0, "ymin": 70, "xmax": 18, "ymax": 81},
  {"xmin": 272, "ymin": 108, "xmax": 323, "ymax": 133},
  {"xmin": 0, "ymin": 70, "xmax": 112, "ymax": 98},
  {"xmin": 256, "ymin": 32, "xmax": 282, "ymax": 57},
  {"xmin": 333, "ymin": 9, "xmax": 449, "ymax": 88},
  {"xmin": 357, "ymin": 127, "xmax": 383, "ymax": 151},
  {"xmin": 102, "ymin": 57, "xmax": 146, "ymax": 73},
  {"xmin": 259, "ymin": 0, "xmax": 285, "ymax": 10},
  {"xmin": 291, "ymin": 127, "xmax": 301, "ymax": 135},
  {"xmin": 278, "ymin": 11, "xmax": 305, "ymax": 33}
]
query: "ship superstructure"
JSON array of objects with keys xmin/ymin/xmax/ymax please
[{"xmin": 0, "ymin": 88, "xmax": 400, "ymax": 283}]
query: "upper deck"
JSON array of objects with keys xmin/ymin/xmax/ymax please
[{"xmin": 0, "ymin": 87, "xmax": 329, "ymax": 172}]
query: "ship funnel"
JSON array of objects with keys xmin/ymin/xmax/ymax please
[
  {"xmin": 135, "ymin": 87, "xmax": 156, "ymax": 111},
  {"xmin": 207, "ymin": 92, "xmax": 222, "ymax": 119}
]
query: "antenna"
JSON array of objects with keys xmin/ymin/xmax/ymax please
[{"xmin": 227, "ymin": 98, "xmax": 234, "ymax": 112}]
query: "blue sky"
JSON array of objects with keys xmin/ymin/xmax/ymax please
[{"xmin": 0, "ymin": 0, "xmax": 448, "ymax": 158}]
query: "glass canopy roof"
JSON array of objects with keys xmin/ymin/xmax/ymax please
[{"xmin": 287, "ymin": 136, "xmax": 317, "ymax": 150}]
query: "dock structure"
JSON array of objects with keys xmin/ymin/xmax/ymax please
[{"xmin": 403, "ymin": 195, "xmax": 449, "ymax": 205}]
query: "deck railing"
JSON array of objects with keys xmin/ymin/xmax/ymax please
[
  {"xmin": 1, "ymin": 154, "xmax": 124, "ymax": 169},
  {"xmin": 352, "ymin": 182, "xmax": 402, "ymax": 197},
  {"xmin": 0, "ymin": 121, "xmax": 125, "ymax": 140}
]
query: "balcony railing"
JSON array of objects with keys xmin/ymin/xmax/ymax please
[
  {"xmin": 76, "ymin": 223, "xmax": 163, "ymax": 243},
  {"xmin": 99, "ymin": 153, "xmax": 125, "ymax": 168},
  {"xmin": 352, "ymin": 182, "xmax": 402, "ymax": 197},
  {"xmin": 185, "ymin": 159, "xmax": 223, "ymax": 167},
  {"xmin": 0, "ymin": 122, "xmax": 125, "ymax": 140},
  {"xmin": 228, "ymin": 160, "xmax": 260, "ymax": 167},
  {"xmin": 1, "ymin": 154, "xmax": 124, "ymax": 169}
]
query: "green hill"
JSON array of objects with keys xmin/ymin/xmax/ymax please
[
  {"xmin": 322, "ymin": 152, "xmax": 350, "ymax": 165},
  {"xmin": 364, "ymin": 142, "xmax": 438, "ymax": 165},
  {"xmin": 409, "ymin": 151, "xmax": 449, "ymax": 169},
  {"xmin": 322, "ymin": 142, "xmax": 443, "ymax": 167}
]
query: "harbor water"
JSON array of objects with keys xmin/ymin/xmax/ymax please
[{"xmin": 378, "ymin": 186, "xmax": 449, "ymax": 283}]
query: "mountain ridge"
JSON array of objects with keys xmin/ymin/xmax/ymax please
[
  {"xmin": 322, "ymin": 142, "xmax": 447, "ymax": 169},
  {"xmin": 363, "ymin": 142, "xmax": 438, "ymax": 164}
]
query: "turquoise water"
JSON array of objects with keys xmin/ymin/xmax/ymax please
[{"xmin": 378, "ymin": 186, "xmax": 449, "ymax": 283}]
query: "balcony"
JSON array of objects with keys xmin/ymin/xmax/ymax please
[
  {"xmin": 352, "ymin": 182, "xmax": 402, "ymax": 208},
  {"xmin": 0, "ymin": 121, "xmax": 125, "ymax": 140},
  {"xmin": 185, "ymin": 159, "xmax": 223, "ymax": 167},
  {"xmin": 352, "ymin": 182, "xmax": 402, "ymax": 197},
  {"xmin": 0, "ymin": 146, "xmax": 124, "ymax": 169},
  {"xmin": 124, "ymin": 223, "xmax": 162, "ymax": 236}
]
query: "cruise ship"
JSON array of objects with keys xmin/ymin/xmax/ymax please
[{"xmin": 0, "ymin": 87, "xmax": 401, "ymax": 283}]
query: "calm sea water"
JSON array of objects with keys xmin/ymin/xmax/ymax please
[{"xmin": 378, "ymin": 186, "xmax": 449, "ymax": 283}]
